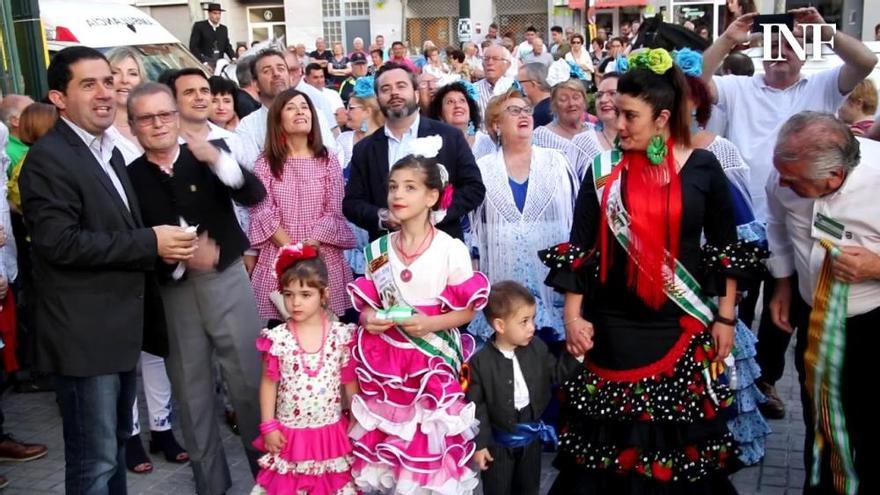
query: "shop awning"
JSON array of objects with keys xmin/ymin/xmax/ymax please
[{"xmin": 592, "ymin": 0, "xmax": 648, "ymax": 8}]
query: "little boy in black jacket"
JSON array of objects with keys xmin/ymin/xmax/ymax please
[{"xmin": 466, "ymin": 281, "xmax": 583, "ymax": 495}]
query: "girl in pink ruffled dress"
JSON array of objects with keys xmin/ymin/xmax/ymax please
[
  {"xmin": 347, "ymin": 152, "xmax": 490, "ymax": 494},
  {"xmin": 253, "ymin": 243, "xmax": 359, "ymax": 495}
]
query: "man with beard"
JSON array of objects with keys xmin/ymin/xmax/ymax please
[
  {"xmin": 236, "ymin": 50, "xmax": 290, "ymax": 170},
  {"xmin": 343, "ymin": 62, "xmax": 485, "ymax": 241},
  {"xmin": 701, "ymin": 8, "xmax": 876, "ymax": 420}
]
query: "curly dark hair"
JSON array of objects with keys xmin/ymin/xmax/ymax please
[{"xmin": 428, "ymin": 82, "xmax": 481, "ymax": 130}]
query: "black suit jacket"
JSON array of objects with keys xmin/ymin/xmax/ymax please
[
  {"xmin": 466, "ymin": 337, "xmax": 582, "ymax": 450},
  {"xmin": 189, "ymin": 20, "xmax": 235, "ymax": 63},
  {"xmin": 20, "ymin": 120, "xmax": 167, "ymax": 377},
  {"xmin": 342, "ymin": 117, "xmax": 485, "ymax": 241},
  {"xmin": 127, "ymin": 144, "xmax": 266, "ymax": 283}
]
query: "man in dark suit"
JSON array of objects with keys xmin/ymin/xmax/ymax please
[
  {"xmin": 343, "ymin": 62, "xmax": 485, "ymax": 241},
  {"xmin": 189, "ymin": 3, "xmax": 235, "ymax": 67},
  {"xmin": 20, "ymin": 46, "xmax": 197, "ymax": 494}
]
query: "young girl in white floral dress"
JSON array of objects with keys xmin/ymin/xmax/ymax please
[{"xmin": 253, "ymin": 243, "xmax": 359, "ymax": 495}]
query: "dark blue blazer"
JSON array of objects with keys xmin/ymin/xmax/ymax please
[{"xmin": 342, "ymin": 117, "xmax": 485, "ymax": 241}]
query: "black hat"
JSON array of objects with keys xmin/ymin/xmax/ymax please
[
  {"xmin": 203, "ymin": 3, "xmax": 226, "ymax": 12},
  {"xmin": 349, "ymin": 52, "xmax": 368, "ymax": 65}
]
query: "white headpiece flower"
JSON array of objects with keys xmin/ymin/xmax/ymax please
[{"xmin": 409, "ymin": 135, "xmax": 443, "ymax": 159}]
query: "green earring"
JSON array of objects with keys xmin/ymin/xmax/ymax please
[{"xmin": 646, "ymin": 134, "xmax": 667, "ymax": 165}]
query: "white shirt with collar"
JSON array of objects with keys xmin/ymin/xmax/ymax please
[
  {"xmin": 384, "ymin": 113, "xmax": 421, "ymax": 170},
  {"xmin": 496, "ymin": 344, "xmax": 531, "ymax": 410},
  {"xmin": 62, "ymin": 117, "xmax": 130, "ymax": 210},
  {"xmin": 766, "ymin": 137, "xmax": 880, "ymax": 317},
  {"xmin": 713, "ymin": 66, "xmax": 846, "ymax": 222}
]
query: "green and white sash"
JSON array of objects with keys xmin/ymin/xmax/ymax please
[
  {"xmin": 603, "ymin": 173, "xmax": 718, "ymax": 326},
  {"xmin": 592, "ymin": 148, "xmax": 622, "ymax": 198},
  {"xmin": 364, "ymin": 236, "xmax": 465, "ymax": 371}
]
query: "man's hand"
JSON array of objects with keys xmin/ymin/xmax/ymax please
[
  {"xmin": 182, "ymin": 132, "xmax": 221, "ymax": 165},
  {"xmin": 0, "ymin": 276, "xmax": 8, "ymax": 301},
  {"xmin": 153, "ymin": 225, "xmax": 198, "ymax": 261},
  {"xmin": 832, "ymin": 246, "xmax": 880, "ymax": 284},
  {"xmin": 769, "ymin": 277, "xmax": 794, "ymax": 333},
  {"xmin": 186, "ymin": 231, "xmax": 220, "ymax": 271},
  {"xmin": 791, "ymin": 7, "xmax": 831, "ymax": 42},
  {"xmin": 721, "ymin": 12, "xmax": 758, "ymax": 46},
  {"xmin": 473, "ymin": 448, "xmax": 494, "ymax": 471}
]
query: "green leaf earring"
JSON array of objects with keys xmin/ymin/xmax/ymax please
[{"xmin": 647, "ymin": 134, "xmax": 667, "ymax": 165}]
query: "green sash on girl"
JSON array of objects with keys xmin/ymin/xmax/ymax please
[{"xmin": 364, "ymin": 235, "xmax": 465, "ymax": 371}]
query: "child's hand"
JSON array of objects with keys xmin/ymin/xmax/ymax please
[
  {"xmin": 398, "ymin": 314, "xmax": 434, "ymax": 338},
  {"xmin": 473, "ymin": 448, "xmax": 494, "ymax": 471},
  {"xmin": 262, "ymin": 430, "xmax": 287, "ymax": 454},
  {"xmin": 361, "ymin": 308, "xmax": 395, "ymax": 334}
]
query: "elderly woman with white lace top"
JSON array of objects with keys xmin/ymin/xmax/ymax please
[
  {"xmin": 467, "ymin": 89, "xmax": 577, "ymax": 343},
  {"xmin": 567, "ymin": 72, "xmax": 620, "ymax": 182},
  {"xmin": 532, "ymin": 78, "xmax": 591, "ymax": 157}
]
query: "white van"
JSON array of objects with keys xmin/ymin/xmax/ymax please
[{"xmin": 40, "ymin": 0, "xmax": 204, "ymax": 80}]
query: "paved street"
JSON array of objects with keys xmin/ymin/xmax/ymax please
[{"xmin": 0, "ymin": 344, "xmax": 807, "ymax": 494}]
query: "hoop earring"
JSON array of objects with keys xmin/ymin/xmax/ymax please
[{"xmin": 647, "ymin": 134, "xmax": 667, "ymax": 165}]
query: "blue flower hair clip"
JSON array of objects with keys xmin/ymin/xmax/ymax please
[
  {"xmin": 353, "ymin": 76, "xmax": 376, "ymax": 98},
  {"xmin": 674, "ymin": 48, "xmax": 703, "ymax": 78},
  {"xmin": 458, "ymin": 79, "xmax": 480, "ymax": 104},
  {"xmin": 614, "ymin": 55, "xmax": 629, "ymax": 74},
  {"xmin": 566, "ymin": 61, "xmax": 589, "ymax": 81}
]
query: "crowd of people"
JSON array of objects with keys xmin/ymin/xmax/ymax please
[{"xmin": 0, "ymin": 4, "xmax": 878, "ymax": 495}]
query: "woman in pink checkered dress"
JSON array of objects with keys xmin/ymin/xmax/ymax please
[{"xmin": 248, "ymin": 88, "xmax": 356, "ymax": 320}]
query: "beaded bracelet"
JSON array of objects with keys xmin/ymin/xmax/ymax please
[{"xmin": 259, "ymin": 419, "xmax": 280, "ymax": 435}]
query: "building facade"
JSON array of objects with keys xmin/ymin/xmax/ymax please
[{"xmin": 133, "ymin": 0, "xmax": 878, "ymax": 57}]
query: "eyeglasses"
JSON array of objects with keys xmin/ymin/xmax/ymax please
[
  {"xmin": 133, "ymin": 110, "xmax": 178, "ymax": 127},
  {"xmin": 571, "ymin": 40, "xmax": 583, "ymax": 44},
  {"xmin": 483, "ymin": 56, "xmax": 508, "ymax": 63},
  {"xmin": 418, "ymin": 81, "xmax": 438, "ymax": 89},
  {"xmin": 596, "ymin": 90, "xmax": 618, "ymax": 99},
  {"xmin": 517, "ymin": 79, "xmax": 533, "ymax": 86},
  {"xmin": 504, "ymin": 105, "xmax": 533, "ymax": 116}
]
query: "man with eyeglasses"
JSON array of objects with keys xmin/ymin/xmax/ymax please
[
  {"xmin": 126, "ymin": 81, "xmax": 266, "ymax": 495},
  {"xmin": 20, "ymin": 46, "xmax": 197, "ymax": 494},
  {"xmin": 417, "ymin": 71, "xmax": 439, "ymax": 116},
  {"xmin": 475, "ymin": 45, "xmax": 514, "ymax": 123},
  {"xmin": 517, "ymin": 62, "xmax": 552, "ymax": 127}
]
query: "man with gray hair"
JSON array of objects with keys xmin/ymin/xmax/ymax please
[
  {"xmin": 766, "ymin": 111, "xmax": 879, "ymax": 493},
  {"xmin": 234, "ymin": 55, "xmax": 260, "ymax": 118},
  {"xmin": 521, "ymin": 37, "xmax": 553, "ymax": 67},
  {"xmin": 516, "ymin": 62, "xmax": 552, "ymax": 127},
  {"xmin": 126, "ymin": 81, "xmax": 266, "ymax": 495},
  {"xmin": 475, "ymin": 45, "xmax": 513, "ymax": 122}
]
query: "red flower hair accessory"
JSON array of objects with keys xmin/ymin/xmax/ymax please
[{"xmin": 274, "ymin": 243, "xmax": 319, "ymax": 283}]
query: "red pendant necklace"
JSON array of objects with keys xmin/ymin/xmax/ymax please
[
  {"xmin": 394, "ymin": 226, "xmax": 435, "ymax": 282},
  {"xmin": 290, "ymin": 313, "xmax": 328, "ymax": 377}
]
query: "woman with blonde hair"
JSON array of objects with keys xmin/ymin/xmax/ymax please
[
  {"xmin": 467, "ymin": 89, "xmax": 576, "ymax": 343},
  {"xmin": 533, "ymin": 78, "xmax": 590, "ymax": 158},
  {"xmin": 838, "ymin": 79, "xmax": 877, "ymax": 136},
  {"xmin": 105, "ymin": 47, "xmax": 147, "ymax": 163}
]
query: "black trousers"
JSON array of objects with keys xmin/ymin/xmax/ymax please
[
  {"xmin": 481, "ymin": 407, "xmax": 543, "ymax": 495},
  {"xmin": 741, "ymin": 274, "xmax": 808, "ymax": 386},
  {"xmin": 788, "ymin": 294, "xmax": 878, "ymax": 495}
]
